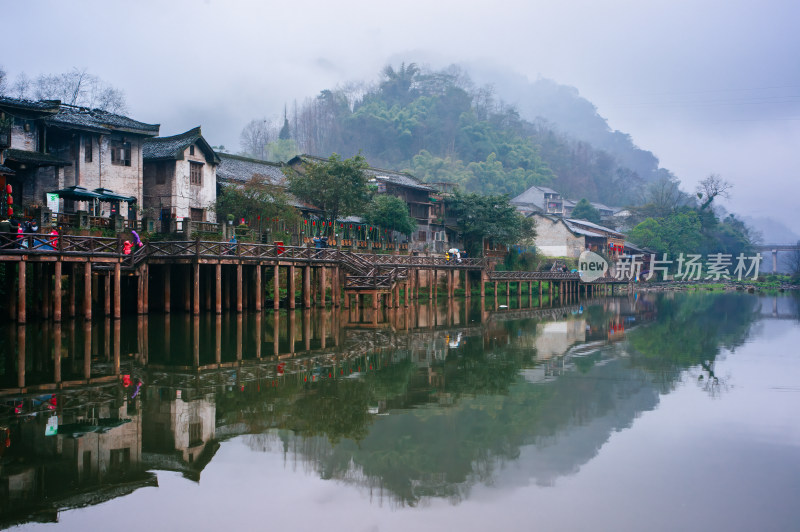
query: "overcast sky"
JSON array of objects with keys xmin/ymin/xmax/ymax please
[{"xmin": 5, "ymin": 0, "xmax": 799, "ymax": 237}]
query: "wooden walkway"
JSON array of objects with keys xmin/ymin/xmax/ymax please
[{"xmin": 0, "ymin": 234, "xmax": 626, "ymax": 323}]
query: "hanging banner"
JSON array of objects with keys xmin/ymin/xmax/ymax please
[{"xmin": 45, "ymin": 415, "xmax": 58, "ymax": 436}]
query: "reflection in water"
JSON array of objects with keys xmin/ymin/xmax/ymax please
[{"xmin": 0, "ymin": 292, "xmax": 792, "ymax": 523}]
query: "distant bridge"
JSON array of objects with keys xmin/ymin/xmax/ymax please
[{"xmin": 754, "ymin": 244, "xmax": 799, "ymax": 272}]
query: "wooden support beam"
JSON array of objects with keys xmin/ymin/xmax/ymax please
[
  {"xmin": 164, "ymin": 266, "xmax": 171, "ymax": 313},
  {"xmin": 17, "ymin": 261, "xmax": 26, "ymax": 324},
  {"xmin": 236, "ymin": 263, "xmax": 243, "ymax": 312},
  {"xmin": 255, "ymin": 264, "xmax": 262, "ymax": 311},
  {"xmin": 143, "ymin": 264, "xmax": 149, "ymax": 314},
  {"xmin": 464, "ymin": 271, "xmax": 471, "ymax": 299},
  {"xmin": 303, "ymin": 265, "xmax": 311, "ymax": 309},
  {"xmin": 53, "ymin": 261, "xmax": 62, "ymax": 322},
  {"xmin": 137, "ymin": 265, "xmax": 145, "ymax": 315},
  {"xmin": 84, "ymin": 262, "xmax": 92, "ymax": 320},
  {"xmin": 288, "ymin": 265, "xmax": 296, "ymax": 309},
  {"xmin": 333, "ymin": 267, "xmax": 340, "ymax": 307},
  {"xmin": 193, "ymin": 262, "xmax": 200, "ymax": 315},
  {"xmin": 215, "ymin": 263, "xmax": 222, "ymax": 314},
  {"xmin": 274, "ymin": 264, "xmax": 280, "ymax": 310},
  {"xmin": 67, "ymin": 264, "xmax": 76, "ymax": 318},
  {"xmin": 318, "ymin": 266, "xmax": 326, "ymax": 307},
  {"xmin": 113, "ymin": 262, "xmax": 121, "ymax": 319},
  {"xmin": 104, "ymin": 273, "xmax": 111, "ymax": 316}
]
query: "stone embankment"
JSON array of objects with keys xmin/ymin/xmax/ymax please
[{"xmin": 623, "ymin": 280, "xmax": 798, "ymax": 293}]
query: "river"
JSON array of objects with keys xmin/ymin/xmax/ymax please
[{"xmin": 1, "ymin": 292, "xmax": 799, "ymax": 531}]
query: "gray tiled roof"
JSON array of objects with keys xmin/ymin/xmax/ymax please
[
  {"xmin": 45, "ymin": 105, "xmax": 160, "ymax": 136},
  {"xmin": 0, "ymin": 96, "xmax": 61, "ymax": 113},
  {"xmin": 566, "ymin": 218, "xmax": 624, "ymax": 238},
  {"xmin": 143, "ymin": 127, "xmax": 219, "ymax": 163},
  {"xmin": 0, "ymin": 164, "xmax": 15, "ymax": 175},
  {"xmin": 291, "ymin": 154, "xmax": 434, "ymax": 191},
  {"xmin": 364, "ymin": 167, "xmax": 434, "ymax": 192},
  {"xmin": 512, "ymin": 185, "xmax": 562, "ymax": 210},
  {"xmin": 217, "ymin": 153, "xmax": 287, "ymax": 185},
  {"xmin": 5, "ymin": 148, "xmax": 71, "ymax": 167}
]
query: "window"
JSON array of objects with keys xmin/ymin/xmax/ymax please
[
  {"xmin": 190, "ymin": 162, "xmax": 203, "ymax": 185},
  {"xmin": 417, "ymin": 230, "xmax": 427, "ymax": 242},
  {"xmin": 190, "ymin": 208, "xmax": 204, "ymax": 222},
  {"xmin": 189, "ymin": 421, "xmax": 203, "ymax": 445},
  {"xmin": 189, "ymin": 145, "xmax": 195, "ymax": 156},
  {"xmin": 109, "ymin": 448, "xmax": 131, "ymax": 472},
  {"xmin": 84, "ymin": 135, "xmax": 93, "ymax": 163},
  {"xmin": 156, "ymin": 163, "xmax": 167, "ymax": 185},
  {"xmin": 111, "ymin": 141, "xmax": 131, "ymax": 166}
]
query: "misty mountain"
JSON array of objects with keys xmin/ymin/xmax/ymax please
[
  {"xmin": 241, "ymin": 63, "xmax": 668, "ymax": 208},
  {"xmin": 740, "ymin": 215, "xmax": 800, "ymax": 244}
]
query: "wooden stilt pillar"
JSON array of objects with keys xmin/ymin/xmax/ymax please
[
  {"xmin": 333, "ymin": 267, "xmax": 340, "ymax": 307},
  {"xmin": 303, "ymin": 265, "xmax": 311, "ymax": 309},
  {"xmin": 464, "ymin": 271, "xmax": 471, "ymax": 299},
  {"xmin": 67, "ymin": 264, "xmax": 76, "ymax": 318},
  {"xmin": 236, "ymin": 263, "xmax": 243, "ymax": 312},
  {"xmin": 17, "ymin": 261, "xmax": 26, "ymax": 324},
  {"xmin": 205, "ymin": 266, "xmax": 212, "ymax": 311},
  {"xmin": 215, "ymin": 263, "xmax": 222, "ymax": 314},
  {"xmin": 288, "ymin": 265, "xmax": 296, "ymax": 309},
  {"xmin": 517, "ymin": 280, "xmax": 522, "ymax": 300},
  {"xmin": 433, "ymin": 270, "xmax": 438, "ymax": 300},
  {"xmin": 193, "ymin": 262, "xmax": 200, "ymax": 315},
  {"xmin": 113, "ymin": 262, "xmax": 121, "ymax": 319},
  {"xmin": 104, "ymin": 273, "xmax": 111, "ymax": 316},
  {"xmin": 143, "ymin": 264, "xmax": 149, "ymax": 314},
  {"xmin": 318, "ymin": 266, "xmax": 326, "ymax": 308},
  {"xmin": 255, "ymin": 264, "xmax": 262, "ymax": 311},
  {"xmin": 428, "ymin": 270, "xmax": 434, "ymax": 300},
  {"xmin": 164, "ymin": 266, "xmax": 171, "ymax": 313},
  {"xmin": 404, "ymin": 281, "xmax": 409, "ymax": 307},
  {"xmin": 274, "ymin": 264, "xmax": 280, "ymax": 310},
  {"xmin": 137, "ymin": 266, "xmax": 145, "ymax": 315},
  {"xmin": 83, "ymin": 262, "xmax": 91, "ymax": 320},
  {"xmin": 447, "ymin": 270, "xmax": 454, "ymax": 299},
  {"xmin": 480, "ymin": 277, "xmax": 485, "ymax": 299},
  {"xmin": 53, "ymin": 261, "xmax": 62, "ymax": 322}
]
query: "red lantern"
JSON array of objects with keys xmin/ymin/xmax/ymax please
[
  {"xmin": 5, "ymin": 184, "xmax": 11, "ymax": 194},
  {"xmin": 7, "ymin": 207, "xmax": 12, "ymax": 217},
  {"xmin": 6, "ymin": 196, "xmax": 11, "ymax": 205}
]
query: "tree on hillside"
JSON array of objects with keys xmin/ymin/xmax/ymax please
[
  {"xmin": 445, "ymin": 192, "xmax": 535, "ymax": 257},
  {"xmin": 380, "ymin": 62, "xmax": 420, "ymax": 105},
  {"xmin": 696, "ymin": 174, "xmax": 732, "ymax": 210},
  {"xmin": 570, "ymin": 198, "xmax": 602, "ymax": 224},
  {"xmin": 286, "ymin": 154, "xmax": 370, "ymax": 226},
  {"xmin": 363, "ymin": 195, "xmax": 417, "ymax": 235}
]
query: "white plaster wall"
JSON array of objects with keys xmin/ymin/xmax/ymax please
[{"xmin": 172, "ymin": 144, "xmax": 217, "ymax": 222}]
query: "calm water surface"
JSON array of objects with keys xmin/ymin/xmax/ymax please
[{"xmin": 1, "ymin": 292, "xmax": 799, "ymax": 531}]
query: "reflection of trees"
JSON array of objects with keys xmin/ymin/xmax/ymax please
[{"xmin": 626, "ymin": 293, "xmax": 758, "ymax": 394}]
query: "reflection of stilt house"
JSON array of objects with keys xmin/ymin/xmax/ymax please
[
  {"xmin": 0, "ymin": 387, "xmax": 152, "ymax": 528},
  {"xmin": 141, "ymin": 388, "xmax": 218, "ymax": 481}
]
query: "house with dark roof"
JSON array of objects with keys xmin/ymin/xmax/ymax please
[
  {"xmin": 529, "ymin": 213, "xmax": 626, "ymax": 258},
  {"xmin": 143, "ymin": 127, "xmax": 219, "ymax": 223},
  {"xmin": 216, "ymin": 153, "xmax": 320, "ymax": 216},
  {"xmin": 511, "ymin": 185, "xmax": 565, "ymax": 216},
  {"xmin": 0, "ymin": 96, "xmax": 160, "ymax": 218},
  {"xmin": 288, "ymin": 155, "xmax": 453, "ymax": 252}
]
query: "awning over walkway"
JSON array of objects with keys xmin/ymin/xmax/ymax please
[
  {"xmin": 48, "ymin": 185, "xmax": 103, "ymax": 201},
  {"xmin": 93, "ymin": 187, "xmax": 136, "ymax": 203}
]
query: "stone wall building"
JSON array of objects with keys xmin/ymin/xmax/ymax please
[
  {"xmin": 143, "ymin": 127, "xmax": 219, "ymax": 223},
  {"xmin": 0, "ymin": 96, "xmax": 160, "ymax": 218}
]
